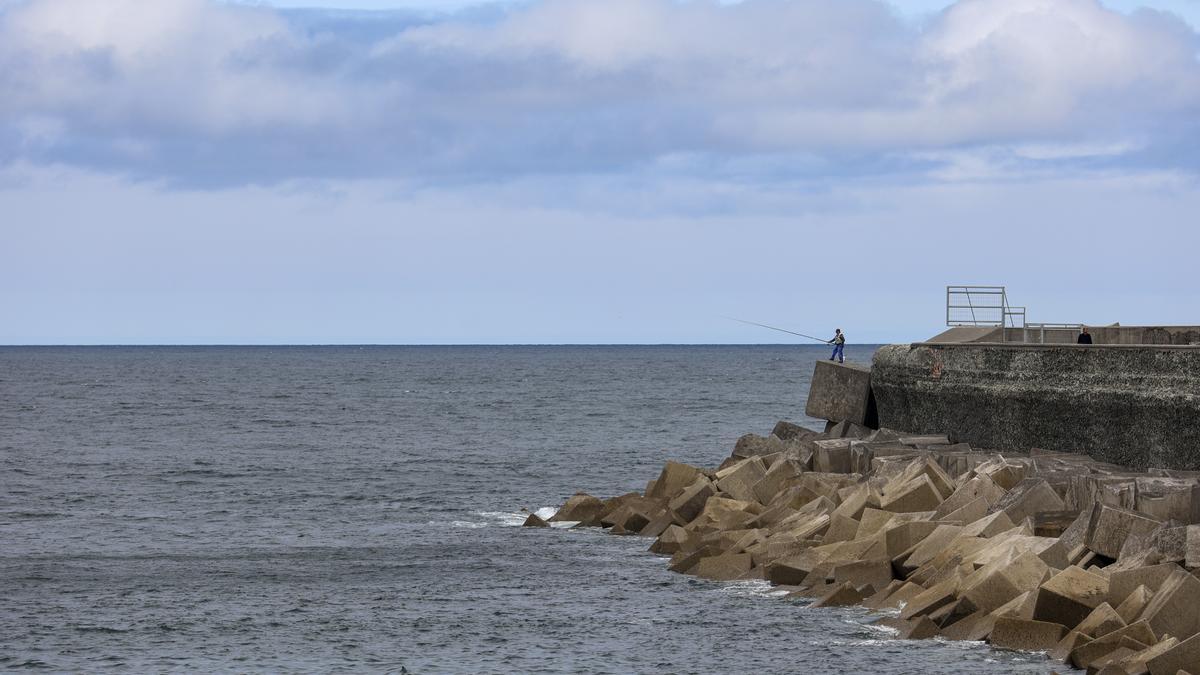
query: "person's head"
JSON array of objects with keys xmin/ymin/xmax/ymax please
[
  {"xmin": 836, "ymin": 328, "xmax": 842, "ymax": 334},
  {"xmin": 1081, "ymin": 326, "xmax": 1089, "ymax": 334}
]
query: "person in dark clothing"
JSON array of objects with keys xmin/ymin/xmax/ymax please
[
  {"xmin": 828, "ymin": 329, "xmax": 845, "ymax": 363},
  {"xmin": 1077, "ymin": 327, "xmax": 1093, "ymax": 344}
]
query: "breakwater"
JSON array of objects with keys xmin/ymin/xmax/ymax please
[
  {"xmin": 870, "ymin": 343, "xmax": 1200, "ymax": 470},
  {"xmin": 533, "ymin": 419, "xmax": 1200, "ymax": 673}
]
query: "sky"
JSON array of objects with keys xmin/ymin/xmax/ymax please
[{"xmin": 2, "ymin": 0, "xmax": 1199, "ymax": 344}]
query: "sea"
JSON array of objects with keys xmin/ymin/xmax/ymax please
[{"xmin": 0, "ymin": 345, "xmax": 1074, "ymax": 673}]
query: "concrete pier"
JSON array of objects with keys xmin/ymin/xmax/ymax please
[{"xmin": 869, "ymin": 343, "xmax": 1200, "ymax": 470}]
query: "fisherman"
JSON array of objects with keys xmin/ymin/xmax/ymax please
[
  {"xmin": 1077, "ymin": 326, "xmax": 1093, "ymax": 345},
  {"xmin": 828, "ymin": 328, "xmax": 846, "ymax": 363}
]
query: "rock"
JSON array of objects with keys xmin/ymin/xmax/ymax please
[
  {"xmin": 988, "ymin": 616, "xmax": 1066, "ymax": 651},
  {"xmin": 522, "ymin": 512, "xmax": 550, "ymax": 527},
  {"xmin": 1087, "ymin": 504, "xmax": 1163, "ymax": 559},
  {"xmin": 668, "ymin": 478, "xmax": 715, "ymax": 522},
  {"xmin": 1033, "ymin": 566, "xmax": 1109, "ymax": 629},
  {"xmin": 550, "ymin": 492, "xmax": 606, "ymax": 524},
  {"xmin": 811, "ymin": 581, "xmax": 864, "ymax": 608}
]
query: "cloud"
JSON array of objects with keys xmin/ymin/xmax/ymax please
[{"xmin": 0, "ymin": 0, "xmax": 1197, "ymax": 186}]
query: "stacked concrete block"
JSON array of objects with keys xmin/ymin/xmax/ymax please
[{"xmin": 542, "ymin": 418, "xmax": 1200, "ymax": 672}]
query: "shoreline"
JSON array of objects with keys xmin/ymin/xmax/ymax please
[{"xmin": 529, "ymin": 420, "xmax": 1200, "ymax": 673}]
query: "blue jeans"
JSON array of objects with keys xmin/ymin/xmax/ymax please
[{"xmin": 830, "ymin": 343, "xmax": 844, "ymax": 362}]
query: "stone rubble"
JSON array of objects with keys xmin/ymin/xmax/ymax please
[{"xmin": 532, "ymin": 421, "xmax": 1200, "ymax": 674}]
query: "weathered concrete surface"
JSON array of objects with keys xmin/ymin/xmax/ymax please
[
  {"xmin": 805, "ymin": 360, "xmax": 877, "ymax": 427},
  {"xmin": 870, "ymin": 343, "xmax": 1200, "ymax": 469}
]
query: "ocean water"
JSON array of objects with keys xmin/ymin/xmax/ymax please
[{"xmin": 0, "ymin": 345, "xmax": 1071, "ymax": 673}]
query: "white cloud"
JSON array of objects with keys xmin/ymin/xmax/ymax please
[{"xmin": 0, "ymin": 0, "xmax": 1197, "ymax": 185}]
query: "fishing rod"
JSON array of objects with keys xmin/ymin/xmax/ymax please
[{"xmin": 725, "ymin": 317, "xmax": 830, "ymax": 343}]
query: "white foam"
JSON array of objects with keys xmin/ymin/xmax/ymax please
[
  {"xmin": 475, "ymin": 510, "xmax": 530, "ymax": 527},
  {"xmin": 534, "ymin": 506, "xmax": 557, "ymax": 520},
  {"xmin": 714, "ymin": 580, "xmax": 784, "ymax": 599},
  {"xmin": 448, "ymin": 520, "xmax": 490, "ymax": 529}
]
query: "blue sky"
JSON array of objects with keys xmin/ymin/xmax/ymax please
[{"xmin": 3, "ymin": 0, "xmax": 1199, "ymax": 344}]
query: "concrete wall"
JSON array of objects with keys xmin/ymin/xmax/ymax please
[{"xmin": 870, "ymin": 342, "xmax": 1200, "ymax": 470}]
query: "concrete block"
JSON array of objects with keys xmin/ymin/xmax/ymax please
[
  {"xmin": 884, "ymin": 520, "xmax": 940, "ymax": 558},
  {"xmin": 1087, "ymin": 504, "xmax": 1163, "ymax": 559},
  {"xmin": 752, "ymin": 458, "xmax": 803, "ymax": 505},
  {"xmin": 1033, "ymin": 566, "xmax": 1110, "ymax": 629},
  {"xmin": 1069, "ymin": 621, "xmax": 1157, "ymax": 669},
  {"xmin": 1135, "ymin": 477, "xmax": 1200, "ymax": 523},
  {"xmin": 812, "ymin": 439, "xmax": 854, "ymax": 474},
  {"xmin": 1114, "ymin": 584, "xmax": 1152, "ymax": 625},
  {"xmin": 901, "ymin": 616, "xmax": 940, "ymax": 640},
  {"xmin": 822, "ymin": 513, "xmax": 860, "ymax": 544},
  {"xmin": 648, "ymin": 461, "xmax": 703, "ymax": 501},
  {"xmin": 874, "ymin": 581, "xmax": 926, "ymax": 610},
  {"xmin": 900, "ymin": 577, "xmax": 960, "ymax": 620},
  {"xmin": 938, "ymin": 611, "xmax": 988, "ymax": 641},
  {"xmin": 1140, "ymin": 569, "xmax": 1200, "ymax": 646},
  {"xmin": 771, "ymin": 420, "xmax": 818, "ymax": 442},
  {"xmin": 938, "ymin": 496, "xmax": 989, "ymax": 525},
  {"xmin": 945, "ymin": 476, "xmax": 1000, "ymax": 510},
  {"xmin": 881, "ymin": 474, "xmax": 943, "ymax": 513},
  {"xmin": 833, "ymin": 558, "xmax": 893, "ymax": 592},
  {"xmin": 1074, "ymin": 602, "xmax": 1126, "ymax": 638},
  {"xmin": 960, "ymin": 510, "xmax": 1016, "ymax": 538},
  {"xmin": 1050, "ymin": 630, "xmax": 1092, "ymax": 662},
  {"xmin": 692, "ymin": 553, "xmax": 753, "ymax": 581},
  {"xmin": 989, "ymin": 616, "xmax": 1066, "ymax": 652},
  {"xmin": 1123, "ymin": 636, "xmax": 1179, "ymax": 675},
  {"xmin": 806, "ymin": 360, "xmax": 875, "ymax": 426},
  {"xmin": 1109, "ymin": 562, "xmax": 1179, "ymax": 608},
  {"xmin": 522, "ymin": 513, "xmax": 550, "ymax": 527},
  {"xmin": 715, "ymin": 457, "xmax": 768, "ymax": 503},
  {"xmin": 649, "ymin": 525, "xmax": 690, "ymax": 555},
  {"xmin": 668, "ymin": 478, "xmax": 715, "ymax": 522},
  {"xmin": 996, "ymin": 478, "xmax": 1066, "ymax": 525},
  {"xmin": 550, "ymin": 492, "xmax": 606, "ymax": 524},
  {"xmin": 1186, "ymin": 524, "xmax": 1200, "ymax": 568},
  {"xmin": 811, "ymin": 581, "xmax": 864, "ymax": 608}
]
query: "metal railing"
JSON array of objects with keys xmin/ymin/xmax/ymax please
[
  {"xmin": 946, "ymin": 285, "xmax": 1026, "ymax": 342},
  {"xmin": 946, "ymin": 285, "xmax": 1084, "ymax": 343},
  {"xmin": 1023, "ymin": 322, "xmax": 1084, "ymax": 344}
]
